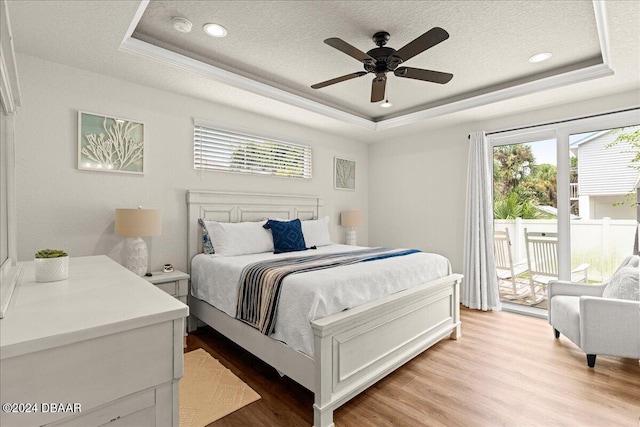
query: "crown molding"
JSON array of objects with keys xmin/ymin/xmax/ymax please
[
  {"xmin": 121, "ymin": 0, "xmax": 612, "ymax": 132},
  {"xmin": 120, "ymin": 37, "xmax": 376, "ymax": 130}
]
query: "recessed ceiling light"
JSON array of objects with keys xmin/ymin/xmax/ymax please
[
  {"xmin": 528, "ymin": 52, "xmax": 552, "ymax": 63},
  {"xmin": 380, "ymin": 100, "xmax": 393, "ymax": 108},
  {"xmin": 203, "ymin": 23, "xmax": 227, "ymax": 38},
  {"xmin": 172, "ymin": 17, "xmax": 192, "ymax": 33}
]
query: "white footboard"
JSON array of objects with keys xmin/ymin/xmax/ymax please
[{"xmin": 311, "ymin": 273, "xmax": 462, "ymax": 427}]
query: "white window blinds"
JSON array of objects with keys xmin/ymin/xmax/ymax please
[{"xmin": 194, "ymin": 123, "xmax": 312, "ymax": 179}]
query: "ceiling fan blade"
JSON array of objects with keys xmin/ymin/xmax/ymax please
[
  {"xmin": 393, "ymin": 27, "xmax": 449, "ymax": 62},
  {"xmin": 311, "ymin": 71, "xmax": 368, "ymax": 89},
  {"xmin": 394, "ymin": 67, "xmax": 453, "ymax": 84},
  {"xmin": 371, "ymin": 77, "xmax": 386, "ymax": 102},
  {"xmin": 324, "ymin": 38, "xmax": 375, "ymax": 64}
]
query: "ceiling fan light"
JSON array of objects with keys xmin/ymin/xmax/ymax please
[
  {"xmin": 380, "ymin": 100, "xmax": 393, "ymax": 108},
  {"xmin": 203, "ymin": 23, "xmax": 228, "ymax": 38},
  {"xmin": 528, "ymin": 52, "xmax": 552, "ymax": 63}
]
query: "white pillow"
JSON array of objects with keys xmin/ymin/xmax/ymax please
[
  {"xmin": 602, "ymin": 266, "xmax": 639, "ymax": 301},
  {"xmin": 202, "ymin": 220, "xmax": 273, "ymax": 256},
  {"xmin": 301, "ymin": 216, "xmax": 332, "ymax": 247}
]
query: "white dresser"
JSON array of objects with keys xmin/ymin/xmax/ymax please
[{"xmin": 0, "ymin": 256, "xmax": 189, "ymax": 426}]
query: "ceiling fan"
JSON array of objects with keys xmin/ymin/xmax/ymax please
[{"xmin": 311, "ymin": 28, "xmax": 453, "ymax": 103}]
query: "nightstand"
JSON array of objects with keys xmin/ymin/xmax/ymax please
[
  {"xmin": 144, "ymin": 270, "xmax": 189, "ymax": 305},
  {"xmin": 145, "ymin": 270, "xmax": 189, "ymax": 344}
]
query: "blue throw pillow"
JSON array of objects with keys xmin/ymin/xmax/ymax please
[
  {"xmin": 263, "ymin": 219, "xmax": 307, "ymax": 254},
  {"xmin": 198, "ymin": 218, "xmax": 215, "ymax": 254}
]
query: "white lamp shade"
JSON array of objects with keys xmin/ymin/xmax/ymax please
[
  {"xmin": 115, "ymin": 209, "xmax": 161, "ymax": 237},
  {"xmin": 341, "ymin": 210, "xmax": 363, "ymax": 227}
]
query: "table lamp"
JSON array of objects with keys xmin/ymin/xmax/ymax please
[
  {"xmin": 340, "ymin": 210, "xmax": 363, "ymax": 246},
  {"xmin": 115, "ymin": 208, "xmax": 161, "ymax": 276}
]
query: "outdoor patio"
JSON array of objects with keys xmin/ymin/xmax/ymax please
[
  {"xmin": 495, "ymin": 217, "xmax": 636, "ymax": 310},
  {"xmin": 498, "ymin": 276, "xmax": 548, "ymax": 310}
]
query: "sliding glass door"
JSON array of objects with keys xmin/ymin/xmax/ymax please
[
  {"xmin": 489, "ymin": 110, "xmax": 639, "ymax": 315},
  {"xmin": 569, "ymin": 126, "xmax": 639, "ymax": 283},
  {"xmin": 492, "ymin": 134, "xmax": 558, "ymax": 310}
]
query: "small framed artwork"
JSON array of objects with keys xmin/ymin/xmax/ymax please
[
  {"xmin": 78, "ymin": 111, "xmax": 144, "ymax": 174},
  {"xmin": 334, "ymin": 157, "xmax": 356, "ymax": 190}
]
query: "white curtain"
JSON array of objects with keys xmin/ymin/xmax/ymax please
[{"xmin": 462, "ymin": 131, "xmax": 501, "ymax": 311}]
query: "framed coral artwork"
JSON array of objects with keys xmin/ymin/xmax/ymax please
[
  {"xmin": 78, "ymin": 111, "xmax": 144, "ymax": 174},
  {"xmin": 334, "ymin": 156, "xmax": 356, "ymax": 190}
]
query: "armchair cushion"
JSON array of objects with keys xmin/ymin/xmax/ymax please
[{"xmin": 602, "ymin": 266, "xmax": 639, "ymax": 301}]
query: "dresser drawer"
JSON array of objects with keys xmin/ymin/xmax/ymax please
[
  {"xmin": 156, "ymin": 281, "xmax": 178, "ymax": 296},
  {"xmin": 1, "ymin": 321, "xmax": 178, "ymax": 426},
  {"xmin": 151, "ymin": 279, "xmax": 188, "ymax": 298},
  {"xmin": 145, "ymin": 272, "xmax": 189, "ymax": 300},
  {"xmin": 46, "ymin": 388, "xmax": 155, "ymax": 427},
  {"xmin": 105, "ymin": 405, "xmax": 155, "ymax": 427}
]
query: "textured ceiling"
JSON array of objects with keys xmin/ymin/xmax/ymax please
[
  {"xmin": 5, "ymin": 1, "xmax": 640, "ymax": 141},
  {"xmin": 132, "ymin": 1, "xmax": 601, "ymax": 120}
]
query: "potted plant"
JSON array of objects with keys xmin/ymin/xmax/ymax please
[{"xmin": 34, "ymin": 249, "xmax": 69, "ymax": 283}]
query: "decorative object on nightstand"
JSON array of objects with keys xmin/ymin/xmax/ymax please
[
  {"xmin": 34, "ymin": 249, "xmax": 69, "ymax": 283},
  {"xmin": 340, "ymin": 210, "xmax": 363, "ymax": 246},
  {"xmin": 115, "ymin": 208, "xmax": 161, "ymax": 276}
]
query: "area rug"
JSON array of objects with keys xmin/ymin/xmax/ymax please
[{"xmin": 180, "ymin": 348, "xmax": 260, "ymax": 427}]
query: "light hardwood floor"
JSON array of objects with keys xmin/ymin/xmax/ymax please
[{"xmin": 186, "ymin": 307, "xmax": 640, "ymax": 426}]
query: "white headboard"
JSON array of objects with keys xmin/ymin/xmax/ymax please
[{"xmin": 186, "ymin": 190, "xmax": 323, "ymax": 271}]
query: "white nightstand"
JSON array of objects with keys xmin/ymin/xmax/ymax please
[
  {"xmin": 145, "ymin": 270, "xmax": 190, "ymax": 343},
  {"xmin": 144, "ymin": 270, "xmax": 189, "ymax": 305}
]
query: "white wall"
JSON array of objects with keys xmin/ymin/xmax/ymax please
[
  {"xmin": 14, "ymin": 54, "xmax": 369, "ymax": 272},
  {"xmin": 368, "ymin": 126, "xmax": 468, "ymax": 272},
  {"xmin": 369, "ymin": 91, "xmax": 639, "ymax": 273},
  {"xmin": 591, "ymin": 195, "xmax": 635, "ymax": 220}
]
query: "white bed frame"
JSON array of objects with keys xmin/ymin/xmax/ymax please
[{"xmin": 186, "ymin": 190, "xmax": 462, "ymax": 427}]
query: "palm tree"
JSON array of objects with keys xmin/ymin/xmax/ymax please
[{"xmin": 494, "ymin": 191, "xmax": 541, "ymax": 219}]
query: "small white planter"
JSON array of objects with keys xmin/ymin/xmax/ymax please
[{"xmin": 35, "ymin": 256, "xmax": 69, "ymax": 283}]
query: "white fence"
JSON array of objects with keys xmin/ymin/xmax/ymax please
[{"xmin": 495, "ymin": 218, "xmax": 636, "ymax": 281}]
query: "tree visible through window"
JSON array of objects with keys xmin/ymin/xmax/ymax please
[
  {"xmin": 493, "ymin": 143, "xmax": 557, "ymax": 219},
  {"xmin": 194, "ymin": 124, "xmax": 312, "ymax": 179}
]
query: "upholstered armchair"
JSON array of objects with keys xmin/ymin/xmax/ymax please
[{"xmin": 548, "ymin": 255, "xmax": 640, "ymax": 367}]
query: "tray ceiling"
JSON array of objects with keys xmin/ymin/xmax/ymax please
[{"xmin": 125, "ymin": 0, "xmax": 609, "ymax": 129}]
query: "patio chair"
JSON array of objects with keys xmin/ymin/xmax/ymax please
[
  {"xmin": 494, "ymin": 229, "xmax": 529, "ymax": 299},
  {"xmin": 524, "ymin": 229, "xmax": 589, "ymax": 304}
]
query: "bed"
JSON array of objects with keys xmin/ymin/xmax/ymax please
[{"xmin": 187, "ymin": 190, "xmax": 462, "ymax": 427}]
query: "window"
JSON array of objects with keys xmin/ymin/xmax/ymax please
[
  {"xmin": 194, "ymin": 121, "xmax": 312, "ymax": 179},
  {"xmin": 489, "ymin": 109, "xmax": 639, "ymax": 317}
]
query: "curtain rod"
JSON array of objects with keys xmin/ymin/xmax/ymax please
[{"xmin": 467, "ymin": 106, "xmax": 640, "ymax": 139}]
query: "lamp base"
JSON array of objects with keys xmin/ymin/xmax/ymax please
[
  {"xmin": 345, "ymin": 228, "xmax": 357, "ymax": 246},
  {"xmin": 123, "ymin": 237, "xmax": 148, "ymax": 276}
]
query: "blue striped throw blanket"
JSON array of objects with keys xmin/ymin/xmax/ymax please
[{"xmin": 236, "ymin": 247, "xmax": 420, "ymax": 335}]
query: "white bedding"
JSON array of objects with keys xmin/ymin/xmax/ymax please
[{"xmin": 191, "ymin": 244, "xmax": 451, "ymax": 356}]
